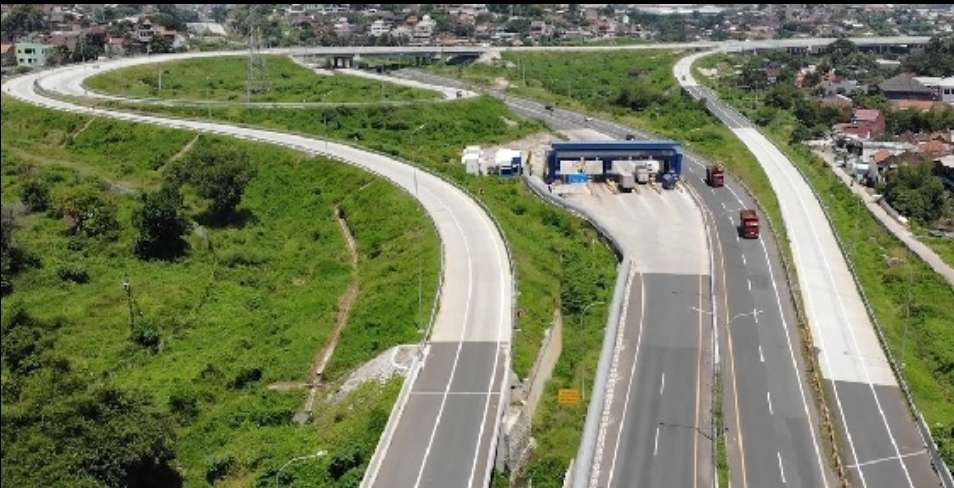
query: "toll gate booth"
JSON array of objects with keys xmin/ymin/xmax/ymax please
[{"xmin": 544, "ymin": 140, "xmax": 684, "ymax": 184}]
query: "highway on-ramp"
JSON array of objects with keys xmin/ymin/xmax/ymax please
[
  {"xmin": 676, "ymin": 50, "xmax": 943, "ymax": 488},
  {"xmin": 2, "ymin": 59, "xmax": 513, "ymax": 488}
]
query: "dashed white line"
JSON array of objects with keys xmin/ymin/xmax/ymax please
[
  {"xmin": 654, "ymin": 425, "xmax": 661, "ymax": 457},
  {"xmin": 759, "ymin": 344, "xmax": 765, "ymax": 363},
  {"xmin": 778, "ymin": 451, "xmax": 787, "ymax": 484},
  {"xmin": 746, "ymin": 278, "xmax": 752, "ymax": 291},
  {"xmin": 660, "ymin": 373, "xmax": 666, "ymax": 396},
  {"xmin": 740, "ymin": 253, "xmax": 747, "ymax": 266},
  {"xmin": 767, "ymin": 391, "xmax": 774, "ymax": 415}
]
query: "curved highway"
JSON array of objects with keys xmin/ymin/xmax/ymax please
[
  {"xmin": 676, "ymin": 50, "xmax": 943, "ymax": 488},
  {"xmin": 2, "ymin": 59, "xmax": 512, "ymax": 488}
]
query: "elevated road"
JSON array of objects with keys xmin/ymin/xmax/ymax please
[
  {"xmin": 399, "ymin": 70, "xmax": 835, "ymax": 488},
  {"xmin": 676, "ymin": 50, "xmax": 944, "ymax": 488},
  {"xmin": 2, "ymin": 59, "xmax": 513, "ymax": 488}
]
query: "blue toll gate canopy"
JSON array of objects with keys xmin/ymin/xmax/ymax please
[{"xmin": 546, "ymin": 140, "xmax": 684, "ymax": 183}]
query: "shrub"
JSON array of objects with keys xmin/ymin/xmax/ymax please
[
  {"xmin": 56, "ymin": 187, "xmax": 119, "ymax": 238},
  {"xmin": 56, "ymin": 263, "xmax": 89, "ymax": 283},
  {"xmin": 174, "ymin": 145, "xmax": 257, "ymax": 218},
  {"xmin": 20, "ymin": 179, "xmax": 51, "ymax": 212},
  {"xmin": 133, "ymin": 184, "xmax": 190, "ymax": 260},
  {"xmin": 229, "ymin": 367, "xmax": 262, "ymax": 389},
  {"xmin": 205, "ymin": 455, "xmax": 235, "ymax": 484},
  {"xmin": 168, "ymin": 387, "xmax": 199, "ymax": 422},
  {"xmin": 130, "ymin": 317, "xmax": 161, "ymax": 352}
]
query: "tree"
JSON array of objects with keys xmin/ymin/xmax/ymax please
[
  {"xmin": 172, "ymin": 145, "xmax": 257, "ymax": 219},
  {"xmin": 0, "ymin": 4, "xmax": 47, "ymax": 42},
  {"xmin": 882, "ymin": 163, "xmax": 951, "ymax": 225},
  {"xmin": 70, "ymin": 32, "xmax": 105, "ymax": 62},
  {"xmin": 133, "ymin": 185, "xmax": 190, "ymax": 260},
  {"xmin": 56, "ymin": 187, "xmax": 119, "ymax": 238},
  {"xmin": 1, "ymin": 207, "xmax": 29, "ymax": 295},
  {"xmin": 148, "ymin": 34, "xmax": 173, "ymax": 55},
  {"xmin": 901, "ymin": 35, "xmax": 954, "ymax": 77}
]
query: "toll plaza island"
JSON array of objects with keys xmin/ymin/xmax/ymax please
[{"xmin": 545, "ymin": 140, "xmax": 684, "ymax": 190}]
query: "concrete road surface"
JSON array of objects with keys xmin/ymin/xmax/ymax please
[
  {"xmin": 3, "ymin": 60, "xmax": 513, "ymax": 488},
  {"xmin": 676, "ymin": 50, "xmax": 943, "ymax": 488}
]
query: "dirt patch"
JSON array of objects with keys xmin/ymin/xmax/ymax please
[
  {"xmin": 494, "ymin": 76, "xmax": 511, "ymax": 90},
  {"xmin": 293, "ymin": 206, "xmax": 360, "ymax": 421},
  {"xmin": 480, "ymin": 131, "xmax": 560, "ymax": 178}
]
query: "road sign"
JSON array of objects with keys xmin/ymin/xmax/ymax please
[{"xmin": 558, "ymin": 388, "xmax": 581, "ymax": 405}]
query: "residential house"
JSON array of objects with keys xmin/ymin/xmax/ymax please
[
  {"xmin": 14, "ymin": 43, "xmax": 52, "ymax": 67},
  {"xmin": 529, "ymin": 20, "xmax": 551, "ymax": 39},
  {"xmin": 821, "ymin": 76, "xmax": 865, "ymax": 97},
  {"xmin": 913, "ymin": 76, "xmax": 954, "ymax": 105},
  {"xmin": 919, "ymin": 140, "xmax": 952, "ymax": 160},
  {"xmin": 934, "ymin": 155, "xmax": 954, "ymax": 190},
  {"xmin": 879, "ymin": 73, "xmax": 938, "ymax": 102},
  {"xmin": 834, "ymin": 108, "xmax": 885, "ymax": 140},
  {"xmin": 412, "ymin": 15, "xmax": 436, "ymax": 46},
  {"xmin": 369, "ymin": 19, "xmax": 392, "ymax": 37}
]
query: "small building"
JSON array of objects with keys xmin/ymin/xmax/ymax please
[
  {"xmin": 545, "ymin": 140, "xmax": 683, "ymax": 184},
  {"xmin": 879, "ymin": 73, "xmax": 937, "ymax": 102},
  {"xmin": 15, "ymin": 43, "xmax": 52, "ymax": 67},
  {"xmin": 834, "ymin": 108, "xmax": 885, "ymax": 140},
  {"xmin": 494, "ymin": 149, "xmax": 523, "ymax": 177}
]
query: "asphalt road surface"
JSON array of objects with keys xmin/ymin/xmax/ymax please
[
  {"xmin": 676, "ymin": 50, "xmax": 942, "ymax": 488},
  {"xmin": 3, "ymin": 60, "xmax": 514, "ymax": 488}
]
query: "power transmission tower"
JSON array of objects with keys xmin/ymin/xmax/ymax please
[{"xmin": 245, "ymin": 20, "xmax": 271, "ymax": 103}]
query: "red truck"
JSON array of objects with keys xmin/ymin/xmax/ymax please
[
  {"xmin": 739, "ymin": 209, "xmax": 759, "ymax": 239},
  {"xmin": 706, "ymin": 165, "xmax": 724, "ymax": 187}
]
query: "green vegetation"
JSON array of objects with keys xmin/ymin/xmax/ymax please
[
  {"xmin": 882, "ymin": 164, "xmax": 952, "ymax": 226},
  {"xmin": 84, "ymin": 55, "xmax": 440, "ymax": 103},
  {"xmin": 95, "ymin": 93, "xmax": 620, "ymax": 486},
  {"xmin": 693, "ymin": 64, "xmax": 954, "ymax": 466},
  {"xmin": 902, "ymin": 35, "xmax": 954, "ymax": 77},
  {"xmin": 1, "ymin": 96, "xmax": 440, "ymax": 486},
  {"xmin": 714, "ymin": 374, "xmax": 729, "ymax": 488}
]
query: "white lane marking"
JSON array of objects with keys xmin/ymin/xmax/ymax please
[
  {"xmin": 660, "ymin": 373, "xmax": 666, "ymax": 396},
  {"xmin": 605, "ymin": 271, "xmax": 646, "ymax": 488},
  {"xmin": 746, "ymin": 279, "xmax": 752, "ymax": 291},
  {"xmin": 767, "ymin": 391, "xmax": 774, "ymax": 415},
  {"xmin": 778, "ymin": 451, "xmax": 787, "ymax": 484},
  {"xmin": 759, "ymin": 345, "xmax": 765, "ymax": 363},
  {"xmin": 740, "ymin": 253, "xmax": 747, "ymax": 266},
  {"xmin": 752, "ymin": 307, "xmax": 759, "ymax": 325},
  {"xmin": 848, "ymin": 449, "xmax": 928, "ymax": 470},
  {"xmin": 720, "ymin": 201, "xmax": 726, "ymax": 210},
  {"xmin": 654, "ymin": 425, "xmax": 661, "ymax": 457},
  {"xmin": 749, "ymin": 131, "xmax": 911, "ymax": 487},
  {"xmin": 412, "ymin": 391, "xmax": 500, "ymax": 396}
]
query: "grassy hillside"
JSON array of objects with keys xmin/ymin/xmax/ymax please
[
  {"xmin": 84, "ymin": 55, "xmax": 440, "ymax": 103},
  {"xmin": 1, "ymin": 96, "xmax": 439, "ymax": 487}
]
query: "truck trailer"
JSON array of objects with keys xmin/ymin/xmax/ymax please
[
  {"xmin": 706, "ymin": 165, "xmax": 724, "ymax": 187},
  {"xmin": 739, "ymin": 209, "xmax": 759, "ymax": 239}
]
